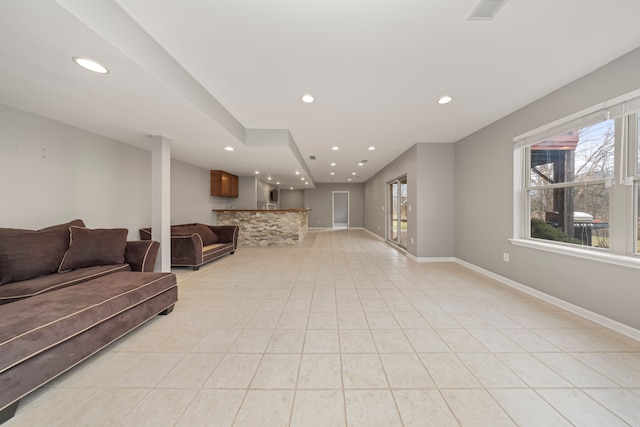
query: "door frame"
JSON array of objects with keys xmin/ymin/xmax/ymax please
[
  {"xmin": 387, "ymin": 176, "xmax": 407, "ymax": 247},
  {"xmin": 332, "ymin": 191, "xmax": 350, "ymax": 229}
]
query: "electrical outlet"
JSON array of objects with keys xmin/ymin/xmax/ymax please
[{"xmin": 503, "ymin": 252, "xmax": 510, "ymax": 262}]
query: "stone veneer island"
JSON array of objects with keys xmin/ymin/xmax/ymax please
[{"xmin": 213, "ymin": 209, "xmax": 310, "ymax": 246}]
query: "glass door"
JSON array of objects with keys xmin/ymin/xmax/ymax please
[{"xmin": 388, "ymin": 176, "xmax": 408, "ymax": 247}]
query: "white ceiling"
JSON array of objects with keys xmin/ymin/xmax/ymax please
[{"xmin": 2, "ymin": 0, "xmax": 640, "ymax": 190}]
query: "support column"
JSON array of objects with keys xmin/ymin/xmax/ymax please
[{"xmin": 151, "ymin": 135, "xmax": 171, "ymax": 272}]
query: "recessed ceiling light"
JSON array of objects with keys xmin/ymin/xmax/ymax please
[
  {"xmin": 368, "ymin": 146, "xmax": 375, "ymax": 151},
  {"xmin": 254, "ymin": 171, "xmax": 260, "ymax": 175},
  {"xmin": 295, "ymin": 171, "xmax": 300, "ymax": 175},
  {"xmin": 330, "ymin": 172, "xmax": 335, "ymax": 175},
  {"xmin": 352, "ymin": 172, "xmax": 357, "ymax": 175},
  {"xmin": 72, "ymin": 57, "xmax": 109, "ymax": 74},
  {"xmin": 276, "ymin": 182, "xmax": 280, "ymax": 185},
  {"xmin": 224, "ymin": 146, "xmax": 234, "ymax": 151},
  {"xmin": 332, "ymin": 146, "xmax": 339, "ymax": 151},
  {"xmin": 267, "ymin": 176, "xmax": 272, "ymax": 180},
  {"xmin": 330, "ymin": 163, "xmax": 336, "ymax": 166},
  {"xmin": 358, "ymin": 162, "xmax": 364, "ymax": 166},
  {"xmin": 348, "ymin": 178, "xmax": 352, "ymax": 181},
  {"xmin": 301, "ymin": 94, "xmax": 314, "ymax": 103},
  {"xmin": 301, "ymin": 177, "xmax": 305, "ymax": 181},
  {"xmin": 438, "ymin": 95, "xmax": 453, "ymax": 105},
  {"xmin": 290, "ymin": 187, "xmax": 293, "ymax": 190}
]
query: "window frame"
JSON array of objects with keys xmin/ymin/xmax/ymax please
[{"xmin": 512, "ymin": 89, "xmax": 640, "ymax": 270}]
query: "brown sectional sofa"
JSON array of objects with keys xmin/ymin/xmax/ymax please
[
  {"xmin": 0, "ymin": 220, "xmax": 178, "ymax": 424},
  {"xmin": 140, "ymin": 223, "xmax": 238, "ymax": 270}
]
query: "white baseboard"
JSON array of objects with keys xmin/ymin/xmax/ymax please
[
  {"xmin": 408, "ymin": 254, "xmax": 456, "ymax": 262},
  {"xmin": 309, "ymin": 226, "xmax": 365, "ymax": 231},
  {"xmin": 454, "ymin": 258, "xmax": 640, "ymax": 342},
  {"xmin": 362, "ymin": 228, "xmax": 386, "ymax": 241}
]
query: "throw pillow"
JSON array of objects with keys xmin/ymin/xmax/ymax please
[
  {"xmin": 58, "ymin": 226, "xmax": 128, "ymax": 272},
  {"xmin": 195, "ymin": 224, "xmax": 219, "ymax": 245},
  {"xmin": 0, "ymin": 219, "xmax": 86, "ymax": 284},
  {"xmin": 171, "ymin": 224, "xmax": 218, "ymax": 245}
]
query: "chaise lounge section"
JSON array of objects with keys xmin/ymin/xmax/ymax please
[
  {"xmin": 0, "ymin": 220, "xmax": 178, "ymax": 423},
  {"xmin": 140, "ymin": 223, "xmax": 238, "ymax": 270}
]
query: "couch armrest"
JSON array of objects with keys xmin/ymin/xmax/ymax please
[
  {"xmin": 208, "ymin": 226, "xmax": 239, "ymax": 249},
  {"xmin": 139, "ymin": 228, "xmax": 152, "ymax": 240},
  {"xmin": 125, "ymin": 240, "xmax": 159, "ymax": 272},
  {"xmin": 171, "ymin": 234, "xmax": 203, "ymax": 266}
]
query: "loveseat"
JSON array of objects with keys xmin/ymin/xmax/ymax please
[
  {"xmin": 0, "ymin": 220, "xmax": 178, "ymax": 424},
  {"xmin": 140, "ymin": 223, "xmax": 238, "ymax": 270}
]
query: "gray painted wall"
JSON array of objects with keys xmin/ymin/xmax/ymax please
[
  {"xmin": 279, "ymin": 190, "xmax": 304, "ymax": 209},
  {"xmin": 455, "ymin": 47, "xmax": 640, "ymax": 330},
  {"xmin": 364, "ymin": 145, "xmax": 416, "ymax": 244},
  {"xmin": 257, "ymin": 180, "xmax": 277, "ymax": 209},
  {"xmin": 234, "ymin": 176, "xmax": 258, "ymax": 210},
  {"xmin": 171, "ymin": 161, "xmax": 258, "ymax": 226},
  {"xmin": 416, "ymin": 143, "xmax": 455, "ymax": 258},
  {"xmin": 304, "ymin": 183, "xmax": 364, "ymax": 228},
  {"xmin": 363, "ymin": 143, "xmax": 455, "ymax": 259}
]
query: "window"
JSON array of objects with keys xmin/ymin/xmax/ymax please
[{"xmin": 514, "ymin": 91, "xmax": 640, "ymax": 265}]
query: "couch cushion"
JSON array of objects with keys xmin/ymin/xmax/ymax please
[
  {"xmin": 0, "ymin": 264, "xmax": 130, "ymax": 305},
  {"xmin": 59, "ymin": 227, "xmax": 128, "ymax": 272},
  {"xmin": 0, "ymin": 271, "xmax": 177, "ymax": 375},
  {"xmin": 171, "ymin": 224, "xmax": 219, "ymax": 245},
  {"xmin": 202, "ymin": 242, "xmax": 234, "ymax": 263},
  {"xmin": 0, "ymin": 219, "xmax": 85, "ymax": 285}
]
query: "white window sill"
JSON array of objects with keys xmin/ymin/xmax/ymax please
[{"xmin": 509, "ymin": 238, "xmax": 640, "ymax": 270}]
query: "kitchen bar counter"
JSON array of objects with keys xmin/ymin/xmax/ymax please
[{"xmin": 213, "ymin": 209, "xmax": 310, "ymax": 246}]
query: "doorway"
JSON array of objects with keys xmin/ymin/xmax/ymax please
[
  {"xmin": 388, "ymin": 177, "xmax": 408, "ymax": 247},
  {"xmin": 332, "ymin": 191, "xmax": 349, "ymax": 229}
]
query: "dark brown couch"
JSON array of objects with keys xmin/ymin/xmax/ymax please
[
  {"xmin": 0, "ymin": 220, "xmax": 178, "ymax": 424},
  {"xmin": 140, "ymin": 223, "xmax": 238, "ymax": 270}
]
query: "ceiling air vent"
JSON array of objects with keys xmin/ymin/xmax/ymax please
[
  {"xmin": 468, "ymin": 0, "xmax": 507, "ymax": 21},
  {"xmin": 309, "ymin": 155, "xmax": 316, "ymax": 160}
]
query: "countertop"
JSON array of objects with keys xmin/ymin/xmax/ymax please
[{"xmin": 212, "ymin": 208, "xmax": 311, "ymax": 213}]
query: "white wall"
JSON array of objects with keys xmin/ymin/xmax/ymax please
[
  {"xmin": 455, "ymin": 47, "xmax": 640, "ymax": 330},
  {"xmin": 0, "ymin": 104, "xmax": 151, "ymax": 238},
  {"xmin": 0, "ymin": 104, "xmax": 245, "ymax": 238}
]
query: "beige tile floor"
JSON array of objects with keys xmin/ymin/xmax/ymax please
[{"xmin": 7, "ymin": 229, "xmax": 640, "ymax": 426}]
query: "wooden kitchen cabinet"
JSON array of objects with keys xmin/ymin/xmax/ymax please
[{"xmin": 210, "ymin": 170, "xmax": 238, "ymax": 198}]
